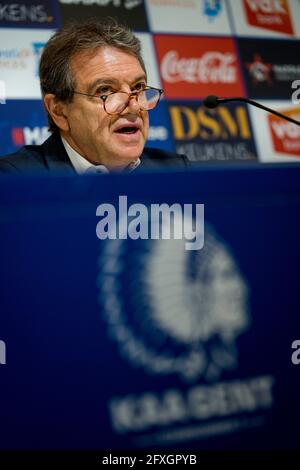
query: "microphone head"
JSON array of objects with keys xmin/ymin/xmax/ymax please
[{"xmin": 203, "ymin": 95, "xmax": 219, "ymax": 109}]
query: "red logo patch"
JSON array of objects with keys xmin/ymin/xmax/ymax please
[
  {"xmin": 155, "ymin": 35, "xmax": 245, "ymax": 99},
  {"xmin": 11, "ymin": 128, "xmax": 24, "ymax": 146},
  {"xmin": 243, "ymin": 0, "xmax": 294, "ymax": 36},
  {"xmin": 269, "ymin": 107, "xmax": 300, "ymax": 156}
]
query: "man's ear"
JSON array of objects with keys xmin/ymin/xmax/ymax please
[{"xmin": 43, "ymin": 94, "xmax": 70, "ymax": 132}]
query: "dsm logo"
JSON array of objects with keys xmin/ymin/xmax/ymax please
[{"xmin": 98, "ymin": 222, "xmax": 250, "ymax": 382}]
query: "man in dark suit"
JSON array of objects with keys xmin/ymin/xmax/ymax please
[{"xmin": 0, "ymin": 19, "xmax": 188, "ymax": 175}]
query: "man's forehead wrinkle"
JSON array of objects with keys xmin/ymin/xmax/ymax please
[
  {"xmin": 71, "ymin": 55, "xmax": 108, "ymax": 87},
  {"xmin": 71, "ymin": 46, "xmax": 145, "ymax": 89}
]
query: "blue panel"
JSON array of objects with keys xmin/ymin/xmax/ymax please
[
  {"xmin": 0, "ymin": 100, "xmax": 49, "ymax": 156},
  {"xmin": 0, "ymin": 165, "xmax": 299, "ymax": 449}
]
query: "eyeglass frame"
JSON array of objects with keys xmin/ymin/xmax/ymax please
[{"xmin": 72, "ymin": 85, "xmax": 164, "ymax": 115}]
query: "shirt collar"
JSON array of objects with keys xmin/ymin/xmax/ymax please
[{"xmin": 61, "ymin": 136, "xmax": 140, "ymax": 174}]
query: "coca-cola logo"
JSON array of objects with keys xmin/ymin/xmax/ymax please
[
  {"xmin": 155, "ymin": 35, "xmax": 245, "ymax": 98},
  {"xmin": 161, "ymin": 50, "xmax": 237, "ymax": 84}
]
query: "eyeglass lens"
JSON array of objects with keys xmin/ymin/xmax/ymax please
[{"xmin": 105, "ymin": 88, "xmax": 160, "ymax": 114}]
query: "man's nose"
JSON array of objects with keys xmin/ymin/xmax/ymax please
[{"xmin": 124, "ymin": 94, "xmax": 140, "ymax": 113}]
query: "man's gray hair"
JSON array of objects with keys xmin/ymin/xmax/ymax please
[{"xmin": 39, "ymin": 18, "xmax": 146, "ymax": 133}]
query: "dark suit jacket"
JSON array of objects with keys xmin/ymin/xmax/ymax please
[{"xmin": 0, "ymin": 132, "xmax": 189, "ymax": 175}]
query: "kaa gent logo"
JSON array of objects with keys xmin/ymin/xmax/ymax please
[{"xmin": 97, "ymin": 220, "xmax": 249, "ymax": 382}]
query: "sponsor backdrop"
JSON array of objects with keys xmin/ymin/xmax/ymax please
[{"xmin": 0, "ymin": 0, "xmax": 300, "ymax": 162}]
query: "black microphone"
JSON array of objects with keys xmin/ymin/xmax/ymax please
[{"xmin": 203, "ymin": 95, "xmax": 300, "ymax": 126}]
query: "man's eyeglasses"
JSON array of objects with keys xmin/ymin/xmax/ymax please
[{"xmin": 73, "ymin": 86, "xmax": 163, "ymax": 115}]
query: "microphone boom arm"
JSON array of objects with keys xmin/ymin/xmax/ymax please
[{"xmin": 204, "ymin": 95, "xmax": 300, "ymax": 126}]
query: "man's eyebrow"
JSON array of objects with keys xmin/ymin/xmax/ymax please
[
  {"xmin": 131, "ymin": 75, "xmax": 147, "ymax": 85},
  {"xmin": 86, "ymin": 78, "xmax": 118, "ymax": 93},
  {"xmin": 86, "ymin": 75, "xmax": 147, "ymax": 94}
]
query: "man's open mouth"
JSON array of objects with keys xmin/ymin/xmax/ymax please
[{"xmin": 115, "ymin": 127, "xmax": 139, "ymax": 134}]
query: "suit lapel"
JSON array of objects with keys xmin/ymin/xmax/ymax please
[{"xmin": 42, "ymin": 132, "xmax": 76, "ymax": 174}]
